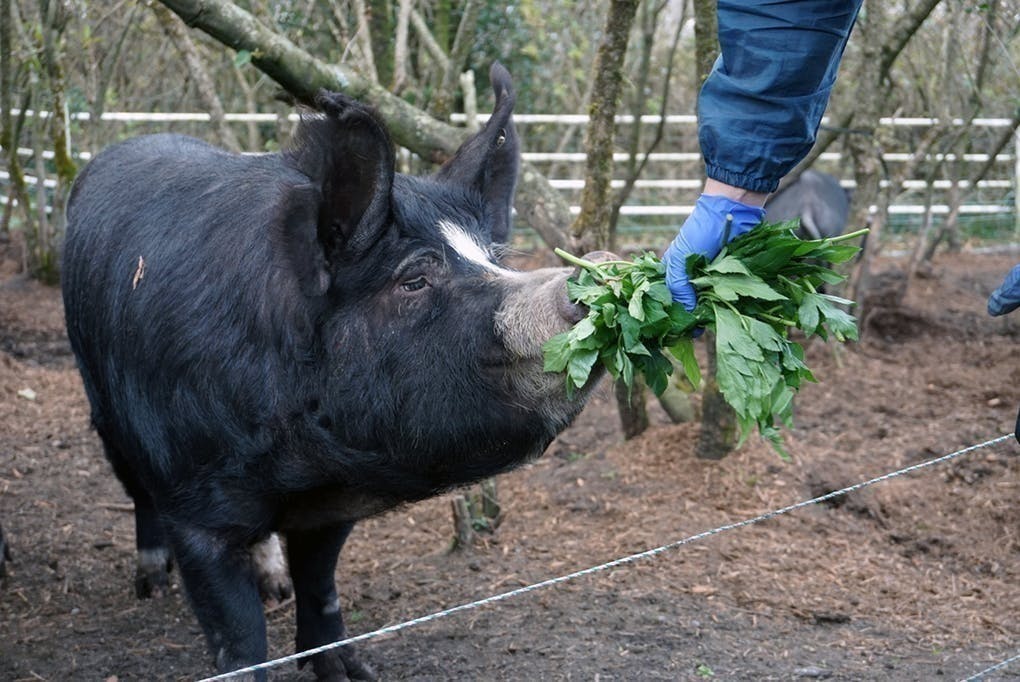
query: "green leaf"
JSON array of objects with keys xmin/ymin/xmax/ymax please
[
  {"xmin": 567, "ymin": 348, "xmax": 599, "ymax": 389},
  {"xmin": 646, "ymin": 281, "xmax": 674, "ymax": 305},
  {"xmin": 692, "ymin": 273, "xmax": 787, "ymax": 303},
  {"xmin": 234, "ymin": 49, "xmax": 252, "ymax": 67},
  {"xmin": 714, "ymin": 306, "xmax": 764, "ymax": 362},
  {"xmin": 568, "ymin": 279, "xmax": 613, "ymax": 304},
  {"xmin": 627, "ymin": 287, "xmax": 646, "ymax": 321},
  {"xmin": 600, "ymin": 302, "xmax": 619, "ymax": 328},
  {"xmin": 638, "ymin": 351, "xmax": 673, "ymax": 396},
  {"xmin": 542, "ymin": 332, "xmax": 572, "ymax": 372},
  {"xmin": 618, "ymin": 311, "xmax": 642, "ymax": 349},
  {"xmin": 705, "ymin": 255, "xmax": 752, "ymax": 275},
  {"xmin": 797, "ymin": 296, "xmax": 821, "ymax": 335},
  {"xmin": 571, "ymin": 316, "xmax": 597, "ymax": 341},
  {"xmin": 668, "ymin": 338, "xmax": 702, "ymax": 389}
]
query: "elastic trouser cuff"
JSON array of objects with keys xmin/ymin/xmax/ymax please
[{"xmin": 704, "ymin": 165, "xmax": 779, "ymax": 195}]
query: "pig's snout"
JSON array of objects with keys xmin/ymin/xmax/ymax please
[
  {"xmin": 557, "ymin": 251, "xmax": 620, "ymax": 324},
  {"xmin": 497, "ymin": 251, "xmax": 623, "ymax": 361},
  {"xmin": 557, "ymin": 287, "xmax": 586, "ymax": 324},
  {"xmin": 581, "ymin": 250, "xmax": 620, "ymax": 265}
]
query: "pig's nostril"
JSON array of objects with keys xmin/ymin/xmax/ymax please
[
  {"xmin": 558, "ymin": 289, "xmax": 587, "ymax": 324},
  {"xmin": 556, "ymin": 251, "xmax": 620, "ymax": 324}
]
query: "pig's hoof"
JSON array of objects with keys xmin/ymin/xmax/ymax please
[
  {"xmin": 135, "ymin": 548, "xmax": 173, "ymax": 599},
  {"xmin": 251, "ymin": 534, "xmax": 292, "ymax": 605},
  {"xmin": 257, "ymin": 571, "xmax": 293, "ymax": 605},
  {"xmin": 305, "ymin": 649, "xmax": 377, "ymax": 681}
]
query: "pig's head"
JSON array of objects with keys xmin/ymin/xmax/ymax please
[{"xmin": 285, "ymin": 64, "xmax": 595, "ymax": 497}]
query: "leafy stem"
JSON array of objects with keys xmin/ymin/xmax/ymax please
[
  {"xmin": 809, "ymin": 228, "xmax": 870, "ymax": 245},
  {"xmin": 553, "ymin": 248, "xmax": 634, "ymax": 272},
  {"xmin": 759, "ymin": 312, "xmax": 798, "ymax": 328}
]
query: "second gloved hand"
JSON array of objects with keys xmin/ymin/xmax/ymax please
[
  {"xmin": 988, "ymin": 264, "xmax": 1020, "ymax": 317},
  {"xmin": 664, "ymin": 194, "xmax": 766, "ymax": 311}
]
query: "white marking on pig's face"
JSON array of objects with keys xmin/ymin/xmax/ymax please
[{"xmin": 437, "ymin": 220, "xmax": 517, "ymax": 276}]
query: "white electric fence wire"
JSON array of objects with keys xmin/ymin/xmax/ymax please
[
  {"xmin": 959, "ymin": 650, "xmax": 1020, "ymax": 681},
  {"xmin": 200, "ymin": 433, "xmax": 1016, "ymax": 682}
]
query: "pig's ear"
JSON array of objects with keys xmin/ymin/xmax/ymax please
[
  {"xmin": 435, "ymin": 62, "xmax": 519, "ymax": 244},
  {"xmin": 293, "ymin": 92, "xmax": 395, "ymax": 259}
]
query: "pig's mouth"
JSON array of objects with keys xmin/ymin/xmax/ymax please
[{"xmin": 487, "ymin": 349, "xmax": 602, "ymax": 404}]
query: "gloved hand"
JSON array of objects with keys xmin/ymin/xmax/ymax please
[
  {"xmin": 664, "ymin": 193, "xmax": 766, "ymax": 310},
  {"xmin": 988, "ymin": 264, "xmax": 1020, "ymax": 316}
]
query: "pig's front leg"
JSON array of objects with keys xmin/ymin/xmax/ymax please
[
  {"xmin": 169, "ymin": 524, "xmax": 269, "ymax": 679},
  {"xmin": 287, "ymin": 523, "xmax": 375, "ymax": 681}
]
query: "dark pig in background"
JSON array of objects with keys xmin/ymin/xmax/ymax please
[
  {"xmin": 62, "ymin": 64, "xmax": 597, "ymax": 680},
  {"xmin": 765, "ymin": 169, "xmax": 851, "ymax": 240}
]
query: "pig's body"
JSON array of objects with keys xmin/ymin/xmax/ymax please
[
  {"xmin": 62, "ymin": 65, "xmax": 591, "ymax": 680},
  {"xmin": 765, "ymin": 170, "xmax": 850, "ymax": 240}
]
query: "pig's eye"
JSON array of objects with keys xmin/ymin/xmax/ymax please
[{"xmin": 401, "ymin": 276, "xmax": 429, "ymax": 292}]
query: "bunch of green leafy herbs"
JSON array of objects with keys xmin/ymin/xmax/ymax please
[{"xmin": 543, "ymin": 221, "xmax": 868, "ymax": 454}]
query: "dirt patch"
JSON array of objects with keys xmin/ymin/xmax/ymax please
[{"xmin": 1, "ymin": 251, "xmax": 1018, "ymax": 681}]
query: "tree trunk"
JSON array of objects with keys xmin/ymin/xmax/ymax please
[
  {"xmin": 27, "ymin": 0, "xmax": 76, "ymax": 283},
  {"xmin": 690, "ymin": 0, "xmax": 738, "ymax": 459},
  {"xmin": 844, "ymin": 0, "xmax": 942, "ymax": 316},
  {"xmin": 615, "ymin": 378, "xmax": 649, "ymax": 440},
  {"xmin": 450, "ymin": 478, "xmax": 501, "ymax": 551},
  {"xmin": 570, "ymin": 0, "xmax": 640, "ymax": 253},
  {"xmin": 352, "ymin": 0, "xmax": 379, "ymax": 84},
  {"xmin": 610, "ymin": 0, "xmax": 685, "ymax": 249},
  {"xmin": 368, "ymin": 0, "xmax": 394, "ymax": 87},
  {"xmin": 0, "ymin": 0, "xmax": 34, "ymax": 241},
  {"xmin": 692, "ymin": 0, "xmax": 718, "ymax": 88},
  {"xmin": 391, "ymin": 0, "xmax": 412, "ymax": 93},
  {"xmin": 567, "ymin": 0, "xmax": 642, "ymax": 438},
  {"xmin": 429, "ymin": 0, "xmax": 481, "ymax": 121},
  {"xmin": 696, "ymin": 334, "xmax": 737, "ymax": 460}
]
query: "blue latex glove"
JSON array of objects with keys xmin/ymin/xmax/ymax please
[
  {"xmin": 988, "ymin": 264, "xmax": 1020, "ymax": 316},
  {"xmin": 664, "ymin": 194, "xmax": 766, "ymax": 310}
]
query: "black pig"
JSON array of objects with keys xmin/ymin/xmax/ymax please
[
  {"xmin": 766, "ymin": 169, "xmax": 851, "ymax": 240},
  {"xmin": 62, "ymin": 64, "xmax": 594, "ymax": 680}
]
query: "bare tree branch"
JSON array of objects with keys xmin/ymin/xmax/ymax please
[
  {"xmin": 351, "ymin": 0, "xmax": 378, "ymax": 84},
  {"xmin": 879, "ymin": 0, "xmax": 943, "ymax": 81},
  {"xmin": 429, "ymin": 0, "xmax": 481, "ymax": 119},
  {"xmin": 410, "ymin": 8, "xmax": 449, "ymax": 71},
  {"xmin": 148, "ymin": 0, "xmax": 241, "ymax": 151},
  {"xmin": 392, "ymin": 0, "xmax": 413, "ymax": 92},
  {"xmin": 967, "ymin": 110, "xmax": 1020, "ymax": 187},
  {"xmin": 157, "ymin": 0, "xmax": 573, "ymax": 250}
]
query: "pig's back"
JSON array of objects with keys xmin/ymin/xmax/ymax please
[{"xmin": 62, "ymin": 134, "xmax": 319, "ymax": 479}]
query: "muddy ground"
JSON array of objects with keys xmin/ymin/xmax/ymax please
[{"xmin": 1, "ymin": 249, "xmax": 1018, "ymax": 681}]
